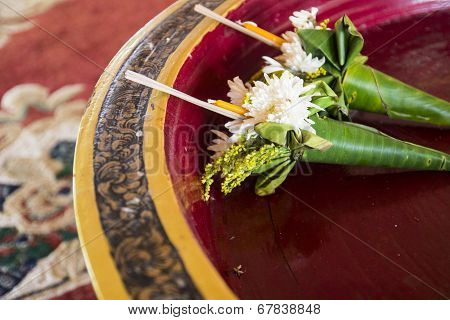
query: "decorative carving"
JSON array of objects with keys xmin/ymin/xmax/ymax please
[{"xmin": 92, "ymin": 0, "xmax": 225, "ymax": 299}]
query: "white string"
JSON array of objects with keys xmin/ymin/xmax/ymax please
[
  {"xmin": 194, "ymin": 4, "xmax": 280, "ymax": 48},
  {"xmin": 125, "ymin": 71, "xmax": 244, "ymax": 120}
]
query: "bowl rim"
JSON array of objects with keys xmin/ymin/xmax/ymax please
[{"xmin": 74, "ymin": 0, "xmax": 241, "ymax": 300}]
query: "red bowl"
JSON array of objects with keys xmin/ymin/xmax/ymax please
[{"xmin": 75, "ymin": 0, "xmax": 450, "ymax": 299}]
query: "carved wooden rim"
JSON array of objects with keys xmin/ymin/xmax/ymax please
[{"xmin": 74, "ymin": 0, "xmax": 242, "ymax": 299}]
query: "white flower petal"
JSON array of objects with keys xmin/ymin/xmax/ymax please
[
  {"xmin": 210, "ymin": 129, "xmax": 229, "ymax": 141},
  {"xmin": 278, "ymin": 31, "xmax": 325, "ymax": 73},
  {"xmin": 225, "ymin": 72, "xmax": 320, "ymax": 138},
  {"xmin": 207, "ymin": 130, "xmax": 232, "ymax": 159},
  {"xmin": 262, "ymin": 65, "xmax": 285, "ymax": 74},
  {"xmin": 289, "ymin": 7, "xmax": 319, "ymax": 30},
  {"xmin": 227, "ymin": 76, "xmax": 249, "ymax": 106}
]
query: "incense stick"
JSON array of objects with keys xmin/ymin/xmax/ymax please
[
  {"xmin": 125, "ymin": 71, "xmax": 244, "ymax": 120},
  {"xmin": 194, "ymin": 4, "xmax": 281, "ymax": 48}
]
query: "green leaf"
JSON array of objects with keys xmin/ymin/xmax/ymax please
[
  {"xmin": 255, "ymin": 122, "xmax": 295, "ymax": 145},
  {"xmin": 298, "ymin": 16, "xmax": 364, "ymax": 72},
  {"xmin": 308, "ymin": 80, "xmax": 338, "ymax": 98},
  {"xmin": 350, "ymin": 54, "xmax": 368, "ymax": 67},
  {"xmin": 343, "ymin": 121, "xmax": 389, "ymax": 136},
  {"xmin": 297, "ymin": 29, "xmax": 341, "ymax": 70},
  {"xmin": 255, "ymin": 160, "xmax": 296, "ymax": 196},
  {"xmin": 343, "ymin": 63, "xmax": 450, "ymax": 126},
  {"xmin": 301, "ymin": 130, "xmax": 332, "ymax": 151},
  {"xmin": 303, "ymin": 116, "xmax": 450, "ymax": 171},
  {"xmin": 286, "ymin": 130, "xmax": 303, "ymax": 152},
  {"xmin": 253, "ymin": 155, "xmax": 291, "ymax": 174},
  {"xmin": 335, "ymin": 17, "xmax": 348, "ymax": 66},
  {"xmin": 309, "ymin": 80, "xmax": 337, "ymax": 105},
  {"xmin": 310, "ymin": 75, "xmax": 335, "ymax": 86},
  {"xmin": 255, "ymin": 122, "xmax": 332, "ymax": 152},
  {"xmin": 312, "ymin": 96, "xmax": 337, "ymax": 111},
  {"xmin": 335, "ymin": 15, "xmax": 364, "ymax": 70},
  {"xmin": 310, "ymin": 79, "xmax": 349, "ymax": 118}
]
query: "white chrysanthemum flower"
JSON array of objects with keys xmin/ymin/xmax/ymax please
[
  {"xmin": 263, "ymin": 7, "xmax": 326, "ymax": 74},
  {"xmin": 289, "ymin": 7, "xmax": 319, "ymax": 30},
  {"xmin": 225, "ymin": 117, "xmax": 259, "ymax": 142},
  {"xmin": 278, "ymin": 31, "xmax": 325, "ymax": 73},
  {"xmin": 225, "ymin": 72, "xmax": 320, "ymax": 140},
  {"xmin": 207, "ymin": 130, "xmax": 232, "ymax": 159},
  {"xmin": 226, "ymin": 76, "xmax": 250, "ymax": 106},
  {"xmin": 262, "ymin": 56, "xmax": 285, "ymax": 74},
  {"xmin": 245, "ymin": 72, "xmax": 318, "ymax": 131}
]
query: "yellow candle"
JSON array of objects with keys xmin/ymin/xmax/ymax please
[
  {"xmin": 213, "ymin": 100, "xmax": 247, "ymax": 116},
  {"xmin": 242, "ymin": 22, "xmax": 285, "ymax": 47}
]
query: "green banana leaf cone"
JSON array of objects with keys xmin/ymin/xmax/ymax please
[
  {"xmin": 304, "ymin": 117, "xmax": 449, "ymax": 171},
  {"xmin": 251, "ymin": 118, "xmax": 449, "ymax": 196},
  {"xmin": 298, "ymin": 15, "xmax": 450, "ymax": 126},
  {"xmin": 343, "ymin": 64, "xmax": 450, "ymax": 126}
]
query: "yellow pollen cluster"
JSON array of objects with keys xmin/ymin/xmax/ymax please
[
  {"xmin": 243, "ymin": 93, "xmax": 251, "ymax": 105},
  {"xmin": 318, "ymin": 18, "xmax": 330, "ymax": 30},
  {"xmin": 201, "ymin": 143, "xmax": 288, "ymax": 200},
  {"xmin": 306, "ymin": 67, "xmax": 327, "ymax": 80}
]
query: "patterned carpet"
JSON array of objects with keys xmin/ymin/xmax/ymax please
[{"xmin": 0, "ymin": 0, "xmax": 174, "ymax": 300}]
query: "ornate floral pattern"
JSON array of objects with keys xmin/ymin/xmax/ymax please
[
  {"xmin": 0, "ymin": 83, "xmax": 88, "ymax": 299},
  {"xmin": 2, "ymin": 239, "xmax": 90, "ymax": 299},
  {"xmin": 92, "ymin": 0, "xmax": 225, "ymax": 299}
]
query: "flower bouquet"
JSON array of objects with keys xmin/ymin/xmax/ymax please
[
  {"xmin": 196, "ymin": 5, "xmax": 450, "ymax": 126},
  {"xmin": 202, "ymin": 71, "xmax": 448, "ymax": 198},
  {"xmin": 125, "ymin": 5, "xmax": 449, "ymax": 200}
]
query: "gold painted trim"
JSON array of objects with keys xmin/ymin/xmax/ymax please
[
  {"xmin": 73, "ymin": 0, "xmax": 191, "ymax": 300},
  {"xmin": 143, "ymin": 0, "xmax": 244, "ymax": 300}
]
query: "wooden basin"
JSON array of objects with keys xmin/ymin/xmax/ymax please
[{"xmin": 74, "ymin": 0, "xmax": 450, "ymax": 299}]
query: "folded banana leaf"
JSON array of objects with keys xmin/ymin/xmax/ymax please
[
  {"xmin": 343, "ymin": 64, "xmax": 450, "ymax": 126},
  {"xmin": 297, "ymin": 15, "xmax": 450, "ymax": 126},
  {"xmin": 304, "ymin": 117, "xmax": 449, "ymax": 170},
  {"xmin": 254, "ymin": 118, "xmax": 449, "ymax": 196}
]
